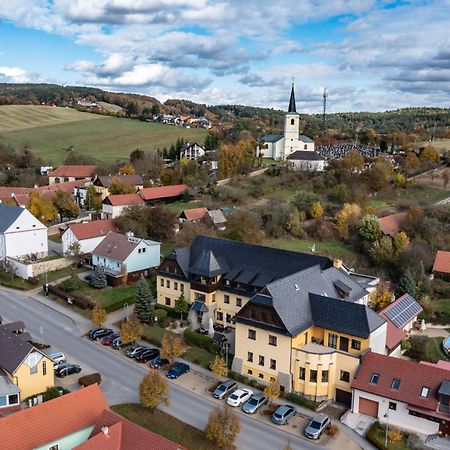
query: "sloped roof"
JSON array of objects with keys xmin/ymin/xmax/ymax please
[
  {"xmin": 92, "ymin": 232, "xmax": 139, "ymax": 262},
  {"xmin": 433, "ymin": 250, "xmax": 450, "ymax": 274},
  {"xmin": 0, "ymin": 324, "xmax": 35, "ymax": 373},
  {"xmin": 189, "ymin": 249, "xmax": 229, "ymax": 277},
  {"xmin": 299, "ymin": 134, "xmax": 314, "ymax": 143},
  {"xmin": 67, "ymin": 219, "xmax": 117, "ymax": 241},
  {"xmin": 103, "ymin": 193, "xmax": 145, "ymax": 207},
  {"xmin": 0, "ymin": 203, "xmax": 25, "ymax": 233},
  {"xmin": 380, "ymin": 294, "xmax": 422, "ymax": 328},
  {"xmin": 0, "ymin": 384, "xmax": 108, "ymax": 450},
  {"xmin": 94, "ymin": 175, "xmax": 143, "ymax": 188},
  {"xmin": 352, "ymin": 352, "xmax": 450, "ymax": 411},
  {"xmin": 379, "ymin": 212, "xmax": 407, "ymax": 237},
  {"xmin": 288, "ymin": 83, "xmax": 297, "ymax": 113},
  {"xmin": 263, "ymin": 134, "xmax": 283, "ymax": 143},
  {"xmin": 207, "ymin": 209, "xmax": 227, "ymax": 224},
  {"xmin": 75, "ymin": 409, "xmax": 187, "ymax": 450},
  {"xmin": 48, "ymin": 165, "xmax": 97, "ymax": 178},
  {"xmin": 139, "ymin": 184, "xmax": 188, "ymax": 201},
  {"xmin": 179, "ymin": 207, "xmax": 208, "ymax": 221},
  {"xmin": 287, "ymin": 151, "xmax": 323, "ymax": 161},
  {"xmin": 378, "ymin": 313, "xmax": 406, "ymax": 351}
]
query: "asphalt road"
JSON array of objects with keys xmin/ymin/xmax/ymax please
[{"xmin": 0, "ymin": 288, "xmax": 327, "ymax": 450}]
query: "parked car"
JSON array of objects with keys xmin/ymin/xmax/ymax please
[
  {"xmin": 304, "ymin": 414, "xmax": 331, "ymax": 439},
  {"xmin": 227, "ymin": 388, "xmax": 253, "ymax": 407},
  {"xmin": 112, "ymin": 337, "xmax": 132, "ymax": 349},
  {"xmin": 213, "ymin": 380, "xmax": 237, "ymax": 399},
  {"xmin": 166, "ymin": 362, "xmax": 190, "ymax": 379},
  {"xmin": 101, "ymin": 332, "xmax": 119, "ymax": 346},
  {"xmin": 149, "ymin": 356, "xmax": 170, "ymax": 369},
  {"xmin": 271, "ymin": 405, "xmax": 297, "ymax": 425},
  {"xmin": 136, "ymin": 348, "xmax": 160, "ymax": 363},
  {"xmin": 48, "ymin": 352, "xmax": 66, "ymax": 365},
  {"xmin": 126, "ymin": 346, "xmax": 146, "ymax": 358},
  {"xmin": 88, "ymin": 328, "xmax": 113, "ymax": 340},
  {"xmin": 55, "ymin": 363, "xmax": 81, "ymax": 378},
  {"xmin": 242, "ymin": 394, "xmax": 268, "ymax": 414}
]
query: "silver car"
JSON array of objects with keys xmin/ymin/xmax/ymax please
[
  {"xmin": 271, "ymin": 405, "xmax": 297, "ymax": 425},
  {"xmin": 213, "ymin": 380, "xmax": 237, "ymax": 399},
  {"xmin": 304, "ymin": 414, "xmax": 331, "ymax": 439},
  {"xmin": 242, "ymin": 394, "xmax": 268, "ymax": 414}
]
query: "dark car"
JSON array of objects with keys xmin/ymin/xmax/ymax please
[
  {"xmin": 242, "ymin": 394, "xmax": 268, "ymax": 414},
  {"xmin": 88, "ymin": 328, "xmax": 113, "ymax": 340},
  {"xmin": 135, "ymin": 348, "xmax": 160, "ymax": 363},
  {"xmin": 126, "ymin": 346, "xmax": 147, "ymax": 358},
  {"xmin": 55, "ymin": 363, "xmax": 81, "ymax": 378},
  {"xmin": 271, "ymin": 405, "xmax": 297, "ymax": 425},
  {"xmin": 213, "ymin": 380, "xmax": 237, "ymax": 399},
  {"xmin": 166, "ymin": 362, "xmax": 190, "ymax": 379},
  {"xmin": 101, "ymin": 332, "xmax": 119, "ymax": 346},
  {"xmin": 112, "ymin": 337, "xmax": 133, "ymax": 349},
  {"xmin": 149, "ymin": 356, "xmax": 170, "ymax": 369}
]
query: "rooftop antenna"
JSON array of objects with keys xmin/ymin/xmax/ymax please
[{"xmin": 322, "ymin": 87, "xmax": 328, "ymax": 126}]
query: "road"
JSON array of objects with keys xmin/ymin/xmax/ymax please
[{"xmin": 0, "ymin": 288, "xmax": 327, "ymax": 450}]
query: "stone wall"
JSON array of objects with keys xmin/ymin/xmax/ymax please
[{"xmin": 8, "ymin": 256, "xmax": 73, "ymax": 279}]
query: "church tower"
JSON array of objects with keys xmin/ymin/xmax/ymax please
[{"xmin": 283, "ymin": 83, "xmax": 300, "ymax": 158}]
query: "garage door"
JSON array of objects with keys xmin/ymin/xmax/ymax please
[
  {"xmin": 335, "ymin": 388, "xmax": 352, "ymax": 407},
  {"xmin": 359, "ymin": 398, "xmax": 379, "ymax": 417}
]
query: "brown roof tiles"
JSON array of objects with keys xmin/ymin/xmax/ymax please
[
  {"xmin": 433, "ymin": 250, "xmax": 450, "ymax": 274},
  {"xmin": 378, "ymin": 212, "xmax": 407, "ymax": 237},
  {"xmin": 68, "ymin": 219, "xmax": 117, "ymax": 241},
  {"xmin": 48, "ymin": 165, "xmax": 97, "ymax": 178},
  {"xmin": 139, "ymin": 184, "xmax": 188, "ymax": 201}
]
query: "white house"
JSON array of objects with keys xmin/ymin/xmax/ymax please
[
  {"xmin": 102, "ymin": 193, "xmax": 145, "ymax": 219},
  {"xmin": 62, "ymin": 219, "xmax": 117, "ymax": 255},
  {"xmin": 352, "ymin": 352, "xmax": 450, "ymax": 436},
  {"xmin": 0, "ymin": 203, "xmax": 48, "ymax": 260},
  {"xmin": 180, "ymin": 142, "xmax": 206, "ymax": 160},
  {"xmin": 91, "ymin": 232, "xmax": 160, "ymax": 286},
  {"xmin": 287, "ymin": 151, "xmax": 325, "ymax": 172}
]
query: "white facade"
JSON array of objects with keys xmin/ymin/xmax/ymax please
[
  {"xmin": 368, "ymin": 323, "xmax": 388, "ymax": 355},
  {"xmin": 102, "ymin": 203, "xmax": 126, "ymax": 219},
  {"xmin": 289, "ymin": 158, "xmax": 325, "ymax": 171},
  {"xmin": 62, "ymin": 228, "xmax": 107, "ymax": 255},
  {"xmin": 180, "ymin": 143, "xmax": 206, "ymax": 160},
  {"xmin": 352, "ymin": 389, "xmax": 439, "ymax": 435}
]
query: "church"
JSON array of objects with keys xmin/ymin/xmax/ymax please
[{"xmin": 261, "ymin": 84, "xmax": 324, "ymax": 171}]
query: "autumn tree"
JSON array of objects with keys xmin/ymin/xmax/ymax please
[
  {"xmin": 335, "ymin": 203, "xmax": 362, "ymax": 240},
  {"xmin": 205, "ymin": 405, "xmax": 240, "ymax": 448},
  {"xmin": 174, "ymin": 294, "xmax": 189, "ymax": 322},
  {"xmin": 405, "ymin": 152, "xmax": 419, "ymax": 174},
  {"xmin": 139, "ymin": 369, "xmax": 169, "ymax": 412},
  {"xmin": 218, "ymin": 139, "xmax": 255, "ymax": 178},
  {"xmin": 119, "ymin": 164, "xmax": 135, "ymax": 175},
  {"xmin": 134, "ymin": 277, "xmax": 155, "ymax": 323},
  {"xmin": 85, "ymin": 184, "xmax": 102, "ymax": 211},
  {"xmin": 359, "ymin": 214, "xmax": 382, "ymax": 242},
  {"xmin": 53, "ymin": 190, "xmax": 80, "ymax": 222},
  {"xmin": 210, "ymin": 355, "xmax": 228, "ymax": 381},
  {"xmin": 263, "ymin": 378, "xmax": 281, "ymax": 404},
  {"xmin": 221, "ymin": 209, "xmax": 265, "ymax": 244},
  {"xmin": 91, "ymin": 303, "xmax": 107, "ymax": 326},
  {"xmin": 369, "ymin": 282, "xmax": 393, "ymax": 311},
  {"xmin": 369, "ymin": 236, "xmax": 395, "ymax": 265},
  {"xmin": 108, "ymin": 178, "xmax": 136, "ymax": 195},
  {"xmin": 121, "ymin": 317, "xmax": 144, "ymax": 344},
  {"xmin": 28, "ymin": 191, "xmax": 58, "ymax": 223},
  {"xmin": 161, "ymin": 332, "xmax": 185, "ymax": 362},
  {"xmin": 393, "ymin": 231, "xmax": 410, "ymax": 256},
  {"xmin": 419, "ymin": 145, "xmax": 440, "ymax": 164},
  {"xmin": 442, "ymin": 170, "xmax": 449, "ymax": 189},
  {"xmin": 310, "ymin": 202, "xmax": 324, "ymax": 219},
  {"xmin": 342, "ymin": 149, "xmax": 364, "ymax": 172}
]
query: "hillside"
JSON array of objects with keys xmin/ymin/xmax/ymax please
[{"xmin": 0, "ymin": 105, "xmax": 207, "ymax": 165}]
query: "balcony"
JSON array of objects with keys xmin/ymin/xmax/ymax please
[{"xmin": 190, "ymin": 281, "xmax": 219, "ymax": 294}]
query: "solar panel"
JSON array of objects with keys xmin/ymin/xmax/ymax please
[{"xmin": 384, "ymin": 294, "xmax": 423, "ymax": 328}]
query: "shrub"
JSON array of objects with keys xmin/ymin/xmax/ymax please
[
  {"xmin": 281, "ymin": 392, "xmax": 319, "ymax": 411},
  {"xmin": 388, "ymin": 428, "xmax": 403, "ymax": 442},
  {"xmin": 183, "ymin": 329, "xmax": 219, "ymax": 354},
  {"xmin": 155, "ymin": 304, "xmax": 179, "ymax": 319},
  {"xmin": 154, "ymin": 309, "xmax": 168, "ymax": 325},
  {"xmin": 79, "ymin": 373, "xmax": 102, "ymax": 387},
  {"xmin": 328, "ymin": 424, "xmax": 338, "ymax": 436}
]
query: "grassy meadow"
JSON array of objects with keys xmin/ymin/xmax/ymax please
[{"xmin": 0, "ymin": 105, "xmax": 207, "ymax": 164}]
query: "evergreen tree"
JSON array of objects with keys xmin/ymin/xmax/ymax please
[
  {"xmin": 134, "ymin": 276, "xmax": 155, "ymax": 322},
  {"xmin": 397, "ymin": 268, "xmax": 416, "ymax": 298},
  {"xmin": 90, "ymin": 265, "xmax": 107, "ymax": 289},
  {"xmin": 174, "ymin": 294, "xmax": 189, "ymax": 322}
]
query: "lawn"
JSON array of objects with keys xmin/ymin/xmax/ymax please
[
  {"xmin": 405, "ymin": 335, "xmax": 450, "ymax": 363},
  {"xmin": 111, "ymin": 404, "xmax": 230, "ymax": 450},
  {"xmin": 143, "ymin": 324, "xmax": 166, "ymax": 347},
  {"xmin": 420, "ymin": 299, "xmax": 450, "ymax": 325},
  {"xmin": 0, "ymin": 106, "xmax": 207, "ymax": 164},
  {"xmin": 165, "ymin": 200, "xmax": 206, "ymax": 214},
  {"xmin": 184, "ymin": 346, "xmax": 216, "ymax": 369}
]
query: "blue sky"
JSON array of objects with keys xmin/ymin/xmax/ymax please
[{"xmin": 0, "ymin": 0, "xmax": 449, "ymax": 112}]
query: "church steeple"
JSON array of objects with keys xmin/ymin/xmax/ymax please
[{"xmin": 288, "ymin": 83, "xmax": 296, "ymax": 113}]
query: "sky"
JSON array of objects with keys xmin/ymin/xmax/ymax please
[{"xmin": 0, "ymin": 0, "xmax": 449, "ymax": 113}]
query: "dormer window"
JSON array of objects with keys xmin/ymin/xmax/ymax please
[
  {"xmin": 370, "ymin": 373, "xmax": 379, "ymax": 385},
  {"xmin": 421, "ymin": 387, "xmax": 430, "ymax": 397},
  {"xmin": 391, "ymin": 378, "xmax": 401, "ymax": 390}
]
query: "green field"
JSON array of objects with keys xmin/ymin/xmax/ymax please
[{"xmin": 0, "ymin": 105, "xmax": 207, "ymax": 164}]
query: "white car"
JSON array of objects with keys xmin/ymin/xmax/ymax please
[
  {"xmin": 227, "ymin": 388, "xmax": 253, "ymax": 407},
  {"xmin": 48, "ymin": 352, "xmax": 66, "ymax": 365}
]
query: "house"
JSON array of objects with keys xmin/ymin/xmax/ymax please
[
  {"xmin": 92, "ymin": 232, "xmax": 160, "ymax": 286},
  {"xmin": 75, "ymin": 408, "xmax": 187, "ymax": 450},
  {"xmin": 0, "ymin": 203, "xmax": 48, "ymax": 260},
  {"xmin": 351, "ymin": 352, "xmax": 450, "ymax": 435},
  {"xmin": 155, "ymin": 235, "xmax": 384, "ymax": 402},
  {"xmin": 0, "ymin": 384, "xmax": 108, "ymax": 450},
  {"xmin": 378, "ymin": 212, "xmax": 407, "ymax": 237},
  {"xmin": 286, "ymin": 150, "xmax": 325, "ymax": 171},
  {"xmin": 139, "ymin": 184, "xmax": 189, "ymax": 204},
  {"xmin": 92, "ymin": 175, "xmax": 143, "ymax": 199},
  {"xmin": 48, "ymin": 165, "xmax": 97, "ymax": 184},
  {"xmin": 102, "ymin": 193, "xmax": 145, "ymax": 219},
  {"xmin": 0, "ymin": 321, "xmax": 54, "ymax": 403},
  {"xmin": 433, "ymin": 250, "xmax": 450, "ymax": 279},
  {"xmin": 180, "ymin": 142, "xmax": 206, "ymax": 160},
  {"xmin": 178, "ymin": 207, "xmax": 208, "ymax": 223},
  {"xmin": 62, "ymin": 219, "xmax": 117, "ymax": 255},
  {"xmin": 378, "ymin": 293, "xmax": 422, "ymax": 357},
  {"xmin": 205, "ymin": 209, "xmax": 227, "ymax": 230}
]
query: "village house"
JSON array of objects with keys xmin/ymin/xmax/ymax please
[
  {"xmin": 102, "ymin": 193, "xmax": 145, "ymax": 219},
  {"xmin": 48, "ymin": 165, "xmax": 97, "ymax": 185},
  {"xmin": 178, "ymin": 207, "xmax": 208, "ymax": 223},
  {"xmin": 92, "ymin": 232, "xmax": 160, "ymax": 286},
  {"xmin": 287, "ymin": 150, "xmax": 325, "ymax": 171},
  {"xmin": 62, "ymin": 219, "xmax": 117, "ymax": 256},
  {"xmin": 0, "ymin": 321, "xmax": 54, "ymax": 405},
  {"xmin": 433, "ymin": 250, "xmax": 450, "ymax": 279},
  {"xmin": 0, "ymin": 203, "xmax": 48, "ymax": 261},
  {"xmin": 139, "ymin": 184, "xmax": 189, "ymax": 205},
  {"xmin": 351, "ymin": 352, "xmax": 450, "ymax": 436},
  {"xmin": 180, "ymin": 142, "xmax": 206, "ymax": 160},
  {"xmin": 378, "ymin": 212, "xmax": 408, "ymax": 237},
  {"xmin": 205, "ymin": 209, "xmax": 227, "ymax": 230},
  {"xmin": 92, "ymin": 174, "xmax": 143, "ymax": 199}
]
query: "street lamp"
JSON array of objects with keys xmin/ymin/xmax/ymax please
[{"xmin": 384, "ymin": 412, "xmax": 389, "ymax": 448}]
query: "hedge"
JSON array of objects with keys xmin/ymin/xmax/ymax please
[
  {"xmin": 79, "ymin": 373, "xmax": 102, "ymax": 387},
  {"xmin": 281, "ymin": 392, "xmax": 319, "ymax": 411},
  {"xmin": 104, "ymin": 296, "xmax": 134, "ymax": 313},
  {"xmin": 183, "ymin": 329, "xmax": 219, "ymax": 354},
  {"xmin": 46, "ymin": 284, "xmax": 95, "ymax": 310},
  {"xmin": 367, "ymin": 422, "xmax": 388, "ymax": 450}
]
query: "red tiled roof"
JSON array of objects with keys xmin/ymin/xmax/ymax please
[
  {"xmin": 378, "ymin": 212, "xmax": 407, "ymax": 237},
  {"xmin": 104, "ymin": 193, "xmax": 145, "ymax": 207},
  {"xmin": 378, "ymin": 310, "xmax": 407, "ymax": 351},
  {"xmin": 352, "ymin": 352, "xmax": 450, "ymax": 411},
  {"xmin": 421, "ymin": 360, "xmax": 450, "ymax": 371},
  {"xmin": 75, "ymin": 409, "xmax": 187, "ymax": 450},
  {"xmin": 48, "ymin": 165, "xmax": 97, "ymax": 178},
  {"xmin": 67, "ymin": 219, "xmax": 117, "ymax": 240},
  {"xmin": 433, "ymin": 250, "xmax": 450, "ymax": 274},
  {"xmin": 139, "ymin": 184, "xmax": 188, "ymax": 201},
  {"xmin": 37, "ymin": 179, "xmax": 86, "ymax": 194},
  {"xmin": 180, "ymin": 207, "xmax": 208, "ymax": 221},
  {"xmin": 0, "ymin": 385, "xmax": 108, "ymax": 450}
]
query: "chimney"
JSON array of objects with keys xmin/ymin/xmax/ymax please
[{"xmin": 333, "ymin": 259, "xmax": 343, "ymax": 269}]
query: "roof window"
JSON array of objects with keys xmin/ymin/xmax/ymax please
[
  {"xmin": 391, "ymin": 378, "xmax": 401, "ymax": 390},
  {"xmin": 421, "ymin": 387, "xmax": 430, "ymax": 398},
  {"xmin": 370, "ymin": 373, "xmax": 379, "ymax": 385}
]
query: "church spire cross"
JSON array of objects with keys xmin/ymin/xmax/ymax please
[{"xmin": 288, "ymin": 82, "xmax": 296, "ymax": 113}]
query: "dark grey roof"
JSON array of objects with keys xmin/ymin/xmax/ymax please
[
  {"xmin": 0, "ymin": 203, "xmax": 24, "ymax": 233},
  {"xmin": 287, "ymin": 151, "xmax": 323, "ymax": 161},
  {"xmin": 263, "ymin": 134, "xmax": 283, "ymax": 143},
  {"xmin": 190, "ymin": 301, "xmax": 209, "ymax": 313},
  {"xmin": 288, "ymin": 84, "xmax": 297, "ymax": 113},
  {"xmin": 438, "ymin": 380, "xmax": 450, "ymax": 396},
  {"xmin": 0, "ymin": 325, "xmax": 34, "ymax": 374},
  {"xmin": 299, "ymin": 135, "xmax": 314, "ymax": 143},
  {"xmin": 94, "ymin": 175, "xmax": 143, "ymax": 188},
  {"xmin": 189, "ymin": 249, "xmax": 229, "ymax": 277},
  {"xmin": 309, "ymin": 293, "xmax": 386, "ymax": 338}
]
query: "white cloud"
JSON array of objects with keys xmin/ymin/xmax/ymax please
[{"xmin": 0, "ymin": 66, "xmax": 32, "ymax": 83}]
